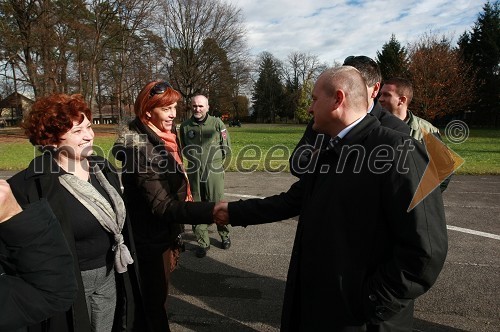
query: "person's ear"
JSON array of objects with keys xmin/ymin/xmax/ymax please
[
  {"xmin": 145, "ymin": 111, "xmax": 151, "ymax": 119},
  {"xmin": 398, "ymin": 96, "xmax": 407, "ymax": 106},
  {"xmin": 371, "ymin": 82, "xmax": 381, "ymax": 99},
  {"xmin": 335, "ymin": 89, "xmax": 345, "ymax": 107}
]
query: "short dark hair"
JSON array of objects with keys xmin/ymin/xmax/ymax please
[
  {"xmin": 383, "ymin": 77, "xmax": 413, "ymax": 105},
  {"xmin": 343, "ymin": 55, "xmax": 381, "ymax": 87}
]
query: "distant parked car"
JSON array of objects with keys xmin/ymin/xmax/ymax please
[{"xmin": 229, "ymin": 119, "xmax": 241, "ymax": 127}]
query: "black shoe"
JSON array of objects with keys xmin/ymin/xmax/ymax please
[
  {"xmin": 222, "ymin": 238, "xmax": 231, "ymax": 250},
  {"xmin": 195, "ymin": 246, "xmax": 209, "ymax": 258}
]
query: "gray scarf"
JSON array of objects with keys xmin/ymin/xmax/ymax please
[{"xmin": 59, "ymin": 167, "xmax": 133, "ymax": 273}]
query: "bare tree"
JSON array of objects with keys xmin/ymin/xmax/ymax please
[
  {"xmin": 0, "ymin": 1, "xmax": 39, "ymax": 95},
  {"xmin": 282, "ymin": 52, "xmax": 325, "ymax": 121},
  {"xmin": 230, "ymin": 59, "xmax": 251, "ymax": 118},
  {"xmin": 0, "ymin": 0, "xmax": 251, "ymax": 120},
  {"xmin": 76, "ymin": 0, "xmax": 122, "ymax": 109},
  {"xmin": 112, "ymin": 0, "xmax": 159, "ymax": 120},
  {"xmin": 0, "ymin": 0, "xmax": 73, "ymax": 96},
  {"xmin": 159, "ymin": 0, "xmax": 248, "ymax": 103},
  {"xmin": 284, "ymin": 52, "xmax": 324, "ymax": 86}
]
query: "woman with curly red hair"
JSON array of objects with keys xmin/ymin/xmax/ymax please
[{"xmin": 8, "ymin": 93, "xmax": 146, "ymax": 332}]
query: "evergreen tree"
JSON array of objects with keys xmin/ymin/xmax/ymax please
[
  {"xmin": 376, "ymin": 34, "xmax": 409, "ymax": 80},
  {"xmin": 282, "ymin": 82, "xmax": 299, "ymax": 122},
  {"xmin": 458, "ymin": 1, "xmax": 500, "ymax": 126},
  {"xmin": 251, "ymin": 52, "xmax": 284, "ymax": 123}
]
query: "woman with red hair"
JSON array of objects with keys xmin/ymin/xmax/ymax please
[
  {"xmin": 113, "ymin": 81, "xmax": 214, "ymax": 331},
  {"xmin": 8, "ymin": 94, "xmax": 146, "ymax": 331}
]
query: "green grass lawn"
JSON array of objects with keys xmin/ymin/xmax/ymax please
[
  {"xmin": 0, "ymin": 136, "xmax": 121, "ymax": 170},
  {"xmin": 442, "ymin": 128, "xmax": 500, "ymax": 174},
  {"xmin": 1, "ymin": 124, "xmax": 499, "ymax": 174}
]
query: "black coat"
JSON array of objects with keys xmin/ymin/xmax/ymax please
[
  {"xmin": 0, "ymin": 199, "xmax": 77, "ymax": 331},
  {"xmin": 113, "ymin": 117, "xmax": 214, "ymax": 258},
  {"xmin": 229, "ymin": 116, "xmax": 448, "ymax": 331},
  {"xmin": 8, "ymin": 154, "xmax": 146, "ymax": 332},
  {"xmin": 113, "ymin": 117, "xmax": 214, "ymax": 332},
  {"xmin": 289, "ymin": 101, "xmax": 410, "ymax": 177},
  {"xmin": 369, "ymin": 100, "xmax": 410, "ymax": 135}
]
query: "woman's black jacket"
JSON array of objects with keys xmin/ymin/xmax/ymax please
[{"xmin": 8, "ymin": 153, "xmax": 147, "ymax": 332}]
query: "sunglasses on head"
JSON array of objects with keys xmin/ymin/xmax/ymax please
[{"xmin": 149, "ymin": 81, "xmax": 172, "ymax": 97}]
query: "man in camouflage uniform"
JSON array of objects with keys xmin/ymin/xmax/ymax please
[{"xmin": 179, "ymin": 95, "xmax": 231, "ymax": 258}]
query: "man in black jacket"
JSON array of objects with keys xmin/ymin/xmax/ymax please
[
  {"xmin": 290, "ymin": 55, "xmax": 409, "ymax": 177},
  {"xmin": 0, "ymin": 180, "xmax": 77, "ymax": 331},
  {"xmin": 215, "ymin": 66, "xmax": 447, "ymax": 331}
]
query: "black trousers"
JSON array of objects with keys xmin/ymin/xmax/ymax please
[{"xmin": 137, "ymin": 255, "xmax": 170, "ymax": 332}]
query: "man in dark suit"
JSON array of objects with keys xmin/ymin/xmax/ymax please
[
  {"xmin": 214, "ymin": 66, "xmax": 448, "ymax": 331},
  {"xmin": 290, "ymin": 55, "xmax": 409, "ymax": 177}
]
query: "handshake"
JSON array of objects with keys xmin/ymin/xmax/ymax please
[{"xmin": 213, "ymin": 201, "xmax": 229, "ymax": 226}]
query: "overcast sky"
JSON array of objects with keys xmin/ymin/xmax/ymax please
[{"xmin": 232, "ymin": 0, "xmax": 488, "ymax": 64}]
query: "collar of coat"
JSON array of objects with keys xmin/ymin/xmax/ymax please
[
  {"xmin": 406, "ymin": 110, "xmax": 420, "ymax": 132},
  {"xmin": 324, "ymin": 115, "xmax": 381, "ymax": 156},
  {"xmin": 186, "ymin": 113, "xmax": 213, "ymax": 126},
  {"xmin": 114, "ymin": 117, "xmax": 185, "ymax": 172},
  {"xmin": 191, "ymin": 113, "xmax": 209, "ymax": 124},
  {"xmin": 116, "ymin": 117, "xmax": 160, "ymax": 148}
]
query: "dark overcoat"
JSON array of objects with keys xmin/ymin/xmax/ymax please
[
  {"xmin": 0, "ymin": 199, "xmax": 77, "ymax": 331},
  {"xmin": 229, "ymin": 116, "xmax": 448, "ymax": 331},
  {"xmin": 113, "ymin": 117, "xmax": 214, "ymax": 257}
]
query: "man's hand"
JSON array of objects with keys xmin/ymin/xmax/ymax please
[
  {"xmin": 0, "ymin": 180, "xmax": 22, "ymax": 223},
  {"xmin": 213, "ymin": 201, "xmax": 229, "ymax": 226}
]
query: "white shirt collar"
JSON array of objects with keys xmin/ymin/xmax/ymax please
[
  {"xmin": 367, "ymin": 101, "xmax": 374, "ymax": 113},
  {"xmin": 336, "ymin": 114, "xmax": 366, "ymax": 140}
]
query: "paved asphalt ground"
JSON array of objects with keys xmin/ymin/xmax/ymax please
[{"xmin": 1, "ymin": 171, "xmax": 498, "ymax": 332}]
